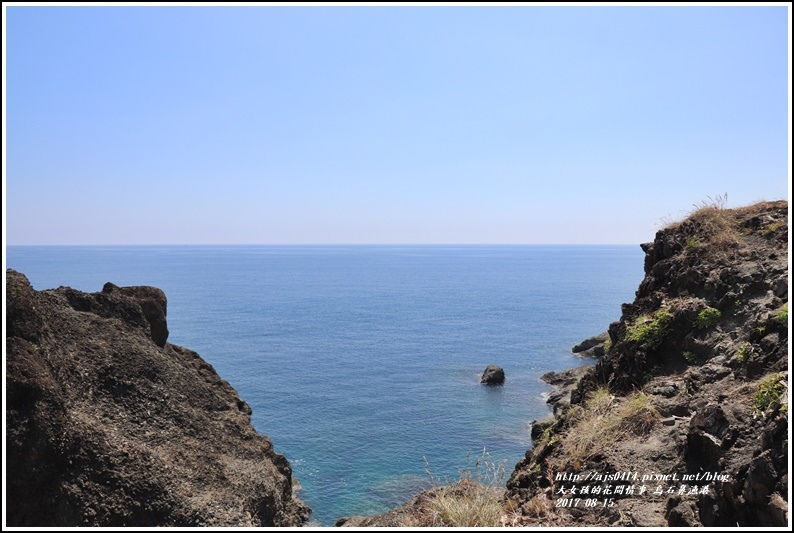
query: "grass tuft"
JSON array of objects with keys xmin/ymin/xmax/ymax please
[
  {"xmin": 736, "ymin": 342, "xmax": 751, "ymax": 364},
  {"xmin": 692, "ymin": 193, "xmax": 729, "ymax": 211},
  {"xmin": 560, "ymin": 388, "xmax": 659, "ymax": 468},
  {"xmin": 664, "ymin": 194, "xmax": 743, "ymax": 254},
  {"xmin": 421, "ymin": 449, "xmax": 507, "ymax": 527},
  {"xmin": 753, "ymin": 373, "xmax": 786, "ymax": 413},
  {"xmin": 683, "ymin": 351, "xmax": 698, "ymax": 364}
]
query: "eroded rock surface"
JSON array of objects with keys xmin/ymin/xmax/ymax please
[
  {"xmin": 481, "ymin": 365, "xmax": 506, "ymax": 385},
  {"xmin": 6, "ymin": 270, "xmax": 309, "ymax": 527},
  {"xmin": 506, "ymin": 201, "xmax": 789, "ymax": 527}
]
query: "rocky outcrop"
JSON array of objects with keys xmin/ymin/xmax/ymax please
[
  {"xmin": 6, "ymin": 270, "xmax": 310, "ymax": 527},
  {"xmin": 481, "ymin": 365, "xmax": 506, "ymax": 385},
  {"xmin": 506, "ymin": 200, "xmax": 788, "ymax": 526},
  {"xmin": 572, "ymin": 332, "xmax": 609, "ymax": 357},
  {"xmin": 335, "ymin": 491, "xmax": 432, "ymax": 527},
  {"xmin": 539, "ymin": 365, "xmax": 592, "ymax": 417}
]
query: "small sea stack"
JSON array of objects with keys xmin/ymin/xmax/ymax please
[{"xmin": 480, "ymin": 365, "xmax": 505, "ymax": 385}]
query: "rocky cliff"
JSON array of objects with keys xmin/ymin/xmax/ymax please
[
  {"xmin": 5, "ymin": 270, "xmax": 310, "ymax": 526},
  {"xmin": 507, "ymin": 199, "xmax": 789, "ymax": 527},
  {"xmin": 335, "ymin": 200, "xmax": 789, "ymax": 527}
]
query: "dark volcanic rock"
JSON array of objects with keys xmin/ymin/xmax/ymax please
[
  {"xmin": 102, "ymin": 282, "xmax": 169, "ymax": 347},
  {"xmin": 540, "ymin": 365, "xmax": 592, "ymax": 415},
  {"xmin": 505, "ymin": 201, "xmax": 789, "ymax": 528},
  {"xmin": 5, "ymin": 270, "xmax": 309, "ymax": 527},
  {"xmin": 572, "ymin": 331, "xmax": 609, "ymax": 357},
  {"xmin": 480, "ymin": 365, "xmax": 505, "ymax": 385}
]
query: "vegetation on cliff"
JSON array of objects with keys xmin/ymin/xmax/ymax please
[
  {"xmin": 507, "ymin": 199, "xmax": 788, "ymax": 527},
  {"xmin": 337, "ymin": 199, "xmax": 789, "ymax": 527}
]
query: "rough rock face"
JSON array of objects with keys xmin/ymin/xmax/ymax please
[
  {"xmin": 539, "ymin": 366, "xmax": 592, "ymax": 417},
  {"xmin": 481, "ymin": 365, "xmax": 506, "ymax": 385},
  {"xmin": 571, "ymin": 332, "xmax": 609, "ymax": 357},
  {"xmin": 506, "ymin": 200, "xmax": 788, "ymax": 527},
  {"xmin": 6, "ymin": 270, "xmax": 310, "ymax": 527}
]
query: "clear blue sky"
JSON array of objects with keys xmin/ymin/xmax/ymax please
[{"xmin": 4, "ymin": 5, "xmax": 790, "ymax": 244}]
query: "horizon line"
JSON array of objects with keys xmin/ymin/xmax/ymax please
[{"xmin": 5, "ymin": 242, "xmax": 644, "ymax": 247}]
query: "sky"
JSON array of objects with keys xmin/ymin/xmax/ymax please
[{"xmin": 3, "ymin": 4, "xmax": 791, "ymax": 245}]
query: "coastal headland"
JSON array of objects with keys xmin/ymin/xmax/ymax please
[{"xmin": 5, "ymin": 270, "xmax": 310, "ymax": 526}]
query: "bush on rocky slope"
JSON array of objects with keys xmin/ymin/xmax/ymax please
[{"xmin": 507, "ymin": 199, "xmax": 788, "ymax": 527}]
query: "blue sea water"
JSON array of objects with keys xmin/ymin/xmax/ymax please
[{"xmin": 6, "ymin": 245, "xmax": 644, "ymax": 525}]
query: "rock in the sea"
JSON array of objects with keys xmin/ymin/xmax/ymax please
[
  {"xmin": 5, "ymin": 269, "xmax": 309, "ymax": 527},
  {"xmin": 480, "ymin": 365, "xmax": 505, "ymax": 385}
]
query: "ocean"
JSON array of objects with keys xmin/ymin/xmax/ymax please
[{"xmin": 5, "ymin": 245, "xmax": 644, "ymax": 525}]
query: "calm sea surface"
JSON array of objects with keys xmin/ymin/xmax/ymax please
[{"xmin": 6, "ymin": 245, "xmax": 644, "ymax": 525}]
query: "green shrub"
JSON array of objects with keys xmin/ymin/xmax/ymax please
[
  {"xmin": 762, "ymin": 220, "xmax": 785, "ymax": 236},
  {"xmin": 539, "ymin": 420, "xmax": 558, "ymax": 445},
  {"xmin": 683, "ymin": 351, "xmax": 698, "ymax": 364},
  {"xmin": 626, "ymin": 309, "xmax": 672, "ymax": 349},
  {"xmin": 694, "ymin": 307, "xmax": 721, "ymax": 329},
  {"xmin": 777, "ymin": 303, "xmax": 788, "ymax": 328},
  {"xmin": 753, "ymin": 374, "xmax": 785, "ymax": 413},
  {"xmin": 736, "ymin": 342, "xmax": 751, "ymax": 364}
]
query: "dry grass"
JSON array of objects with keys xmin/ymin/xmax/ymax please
[
  {"xmin": 731, "ymin": 199, "xmax": 788, "ymax": 217},
  {"xmin": 673, "ymin": 194, "xmax": 743, "ymax": 251},
  {"xmin": 619, "ymin": 393, "xmax": 662, "ymax": 434},
  {"xmin": 418, "ymin": 449, "xmax": 508, "ymax": 527},
  {"xmin": 664, "ymin": 197, "xmax": 788, "ymax": 257},
  {"xmin": 560, "ymin": 388, "xmax": 660, "ymax": 468},
  {"xmin": 663, "ymin": 194, "xmax": 728, "ymax": 230},
  {"xmin": 500, "ymin": 492, "xmax": 570, "ymax": 527},
  {"xmin": 423, "ymin": 480, "xmax": 505, "ymax": 527}
]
